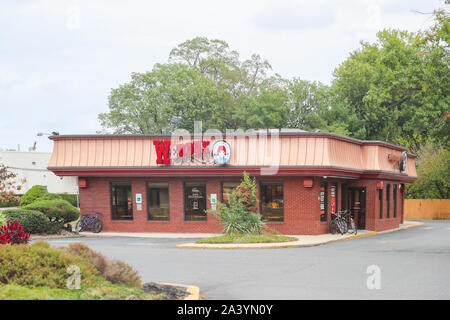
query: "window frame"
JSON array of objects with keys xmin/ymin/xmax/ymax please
[
  {"xmin": 220, "ymin": 181, "xmax": 241, "ymax": 204},
  {"xmin": 259, "ymin": 181, "xmax": 284, "ymax": 223},
  {"xmin": 386, "ymin": 184, "xmax": 391, "ymax": 218},
  {"xmin": 393, "ymin": 184, "xmax": 397, "ymax": 218},
  {"xmin": 320, "ymin": 182, "xmax": 328, "ymax": 222},
  {"xmin": 379, "ymin": 188, "xmax": 383, "ymax": 219},
  {"xmin": 110, "ymin": 181, "xmax": 133, "ymax": 221},
  {"xmin": 146, "ymin": 181, "xmax": 170, "ymax": 221},
  {"xmin": 183, "ymin": 181, "xmax": 207, "ymax": 222}
]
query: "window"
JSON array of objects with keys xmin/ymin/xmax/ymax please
[
  {"xmin": 184, "ymin": 182, "xmax": 207, "ymax": 221},
  {"xmin": 331, "ymin": 183, "xmax": 338, "ymax": 214},
  {"xmin": 386, "ymin": 184, "xmax": 391, "ymax": 218},
  {"xmin": 379, "ymin": 189, "xmax": 383, "ymax": 219},
  {"xmin": 222, "ymin": 182, "xmax": 240, "ymax": 204},
  {"xmin": 393, "ymin": 184, "xmax": 397, "ymax": 218},
  {"xmin": 147, "ymin": 182, "xmax": 169, "ymax": 221},
  {"xmin": 260, "ymin": 183, "xmax": 284, "ymax": 222},
  {"xmin": 111, "ymin": 182, "xmax": 133, "ymax": 220},
  {"xmin": 320, "ymin": 182, "xmax": 328, "ymax": 222}
]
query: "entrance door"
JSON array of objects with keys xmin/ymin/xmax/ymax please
[
  {"xmin": 184, "ymin": 182, "xmax": 207, "ymax": 221},
  {"xmin": 348, "ymin": 188, "xmax": 366, "ymax": 229}
]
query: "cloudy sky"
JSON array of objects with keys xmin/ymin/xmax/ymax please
[{"xmin": 0, "ymin": 0, "xmax": 443, "ymax": 152}]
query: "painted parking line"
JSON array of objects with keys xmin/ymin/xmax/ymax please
[
  {"xmin": 379, "ymin": 240, "xmax": 395, "ymax": 244},
  {"xmin": 423, "ymin": 227, "xmax": 434, "ymax": 230}
]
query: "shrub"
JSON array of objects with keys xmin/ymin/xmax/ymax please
[
  {"xmin": 209, "ymin": 172, "xmax": 264, "ymax": 235},
  {"xmin": 0, "ymin": 241, "xmax": 101, "ymax": 288},
  {"xmin": 57, "ymin": 194, "xmax": 78, "ymax": 207},
  {"xmin": 62, "ymin": 243, "xmax": 108, "ymax": 274},
  {"xmin": 0, "ymin": 209, "xmax": 50, "ymax": 234},
  {"xmin": 57, "ymin": 244, "xmax": 142, "ymax": 286},
  {"xmin": 23, "ymin": 199, "xmax": 80, "ymax": 225},
  {"xmin": 20, "ymin": 185, "xmax": 48, "ymax": 207},
  {"xmin": 104, "ymin": 260, "xmax": 142, "ymax": 287},
  {"xmin": 0, "ymin": 221, "xmax": 30, "ymax": 244}
]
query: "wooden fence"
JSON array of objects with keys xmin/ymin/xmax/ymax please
[{"xmin": 404, "ymin": 199, "xmax": 450, "ymax": 220}]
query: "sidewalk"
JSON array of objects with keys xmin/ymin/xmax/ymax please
[
  {"xmin": 176, "ymin": 220, "xmax": 424, "ymax": 249},
  {"xmin": 77, "ymin": 220, "xmax": 424, "ymax": 249}
]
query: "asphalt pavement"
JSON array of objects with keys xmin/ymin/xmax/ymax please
[{"xmin": 44, "ymin": 220, "xmax": 450, "ymax": 300}]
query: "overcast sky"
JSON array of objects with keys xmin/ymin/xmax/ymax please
[{"xmin": 0, "ymin": 0, "xmax": 443, "ymax": 152}]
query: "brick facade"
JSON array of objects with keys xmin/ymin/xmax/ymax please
[{"xmin": 79, "ymin": 175, "xmax": 405, "ymax": 235}]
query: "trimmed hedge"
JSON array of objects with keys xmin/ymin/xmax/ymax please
[
  {"xmin": 0, "ymin": 209, "xmax": 50, "ymax": 234},
  {"xmin": 23, "ymin": 199, "xmax": 80, "ymax": 233},
  {"xmin": 20, "ymin": 185, "xmax": 48, "ymax": 207},
  {"xmin": 57, "ymin": 194, "xmax": 78, "ymax": 207}
]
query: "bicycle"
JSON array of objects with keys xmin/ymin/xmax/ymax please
[
  {"xmin": 342, "ymin": 210, "xmax": 357, "ymax": 235},
  {"xmin": 329, "ymin": 211, "xmax": 346, "ymax": 235},
  {"xmin": 75, "ymin": 212, "xmax": 103, "ymax": 233}
]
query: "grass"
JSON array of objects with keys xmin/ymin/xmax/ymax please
[
  {"xmin": 0, "ymin": 284, "xmax": 164, "ymax": 300},
  {"xmin": 195, "ymin": 232, "xmax": 298, "ymax": 244}
]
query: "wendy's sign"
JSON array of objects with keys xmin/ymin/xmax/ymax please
[{"xmin": 153, "ymin": 140, "xmax": 216, "ymax": 165}]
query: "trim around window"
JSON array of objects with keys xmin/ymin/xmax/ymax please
[
  {"xmin": 110, "ymin": 181, "xmax": 133, "ymax": 221},
  {"xmin": 259, "ymin": 182, "xmax": 284, "ymax": 222}
]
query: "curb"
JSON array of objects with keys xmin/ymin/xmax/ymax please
[
  {"xmin": 176, "ymin": 242, "xmax": 301, "ymax": 249},
  {"xmin": 176, "ymin": 222, "xmax": 425, "ymax": 249},
  {"xmin": 159, "ymin": 282, "xmax": 200, "ymax": 300},
  {"xmin": 31, "ymin": 234, "xmax": 86, "ymax": 240}
]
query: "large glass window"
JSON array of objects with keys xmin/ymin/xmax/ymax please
[
  {"xmin": 386, "ymin": 184, "xmax": 391, "ymax": 218},
  {"xmin": 222, "ymin": 182, "xmax": 240, "ymax": 204},
  {"xmin": 393, "ymin": 184, "xmax": 397, "ymax": 218},
  {"xmin": 111, "ymin": 182, "xmax": 133, "ymax": 220},
  {"xmin": 379, "ymin": 189, "xmax": 383, "ymax": 219},
  {"xmin": 260, "ymin": 183, "xmax": 284, "ymax": 222},
  {"xmin": 184, "ymin": 182, "xmax": 207, "ymax": 221},
  {"xmin": 147, "ymin": 182, "xmax": 169, "ymax": 221}
]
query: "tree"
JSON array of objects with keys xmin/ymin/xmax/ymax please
[
  {"xmin": 331, "ymin": 10, "xmax": 449, "ymax": 146},
  {"xmin": 0, "ymin": 164, "xmax": 24, "ymax": 204},
  {"xmin": 406, "ymin": 144, "xmax": 450, "ymax": 199}
]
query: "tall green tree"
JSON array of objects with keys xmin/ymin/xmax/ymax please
[{"xmin": 331, "ymin": 10, "xmax": 449, "ymax": 147}]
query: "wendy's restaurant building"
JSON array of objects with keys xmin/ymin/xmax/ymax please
[{"xmin": 47, "ymin": 129, "xmax": 417, "ymax": 235}]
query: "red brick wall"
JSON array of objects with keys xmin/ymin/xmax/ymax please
[{"xmin": 78, "ymin": 176, "xmax": 405, "ymax": 235}]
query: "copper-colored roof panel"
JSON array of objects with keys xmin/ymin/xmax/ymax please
[{"xmin": 48, "ymin": 134, "xmax": 417, "ymax": 180}]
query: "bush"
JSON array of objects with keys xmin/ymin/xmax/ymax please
[
  {"xmin": 23, "ymin": 199, "xmax": 80, "ymax": 225},
  {"xmin": 0, "ymin": 197, "xmax": 21, "ymax": 208},
  {"xmin": 0, "ymin": 241, "xmax": 102, "ymax": 288},
  {"xmin": 20, "ymin": 185, "xmax": 48, "ymax": 207},
  {"xmin": 103, "ymin": 260, "xmax": 142, "ymax": 287},
  {"xmin": 209, "ymin": 172, "xmax": 264, "ymax": 235},
  {"xmin": 62, "ymin": 243, "xmax": 108, "ymax": 274},
  {"xmin": 0, "ymin": 221, "xmax": 30, "ymax": 244},
  {"xmin": 0, "ymin": 209, "xmax": 50, "ymax": 234},
  {"xmin": 57, "ymin": 194, "xmax": 78, "ymax": 207},
  {"xmin": 58, "ymin": 244, "xmax": 142, "ymax": 287}
]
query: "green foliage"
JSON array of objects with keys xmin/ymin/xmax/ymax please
[
  {"xmin": 57, "ymin": 194, "xmax": 78, "ymax": 207},
  {"xmin": 406, "ymin": 144, "xmax": 450, "ymax": 199},
  {"xmin": 0, "ymin": 241, "xmax": 101, "ymax": 288},
  {"xmin": 0, "ymin": 242, "xmax": 151, "ymax": 300},
  {"xmin": 59, "ymin": 243, "xmax": 142, "ymax": 287},
  {"xmin": 209, "ymin": 172, "xmax": 264, "ymax": 235},
  {"xmin": 23, "ymin": 199, "xmax": 80, "ymax": 233},
  {"xmin": 20, "ymin": 185, "xmax": 48, "ymax": 207},
  {"xmin": 195, "ymin": 233, "xmax": 297, "ymax": 244},
  {"xmin": 103, "ymin": 260, "xmax": 142, "ymax": 287},
  {"xmin": 0, "ymin": 209, "xmax": 50, "ymax": 234},
  {"xmin": 332, "ymin": 10, "xmax": 449, "ymax": 146}
]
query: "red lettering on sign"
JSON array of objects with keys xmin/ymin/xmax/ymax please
[
  {"xmin": 153, "ymin": 140, "xmax": 171, "ymax": 164},
  {"xmin": 202, "ymin": 141, "xmax": 210, "ymax": 154}
]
